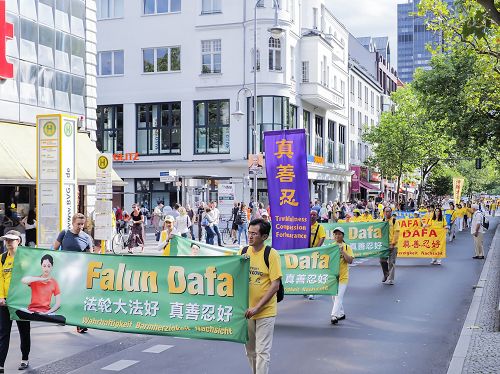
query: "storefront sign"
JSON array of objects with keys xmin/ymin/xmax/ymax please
[
  {"xmin": 264, "ymin": 129, "xmax": 310, "ymax": 250},
  {"xmin": 360, "ymin": 166, "xmax": 368, "ymax": 182},
  {"xmin": 350, "ymin": 166, "xmax": 360, "ymax": 193},
  {"xmin": 36, "ymin": 115, "xmax": 77, "ymax": 248},
  {"xmin": 113, "ymin": 153, "xmax": 139, "ymax": 162},
  {"xmin": 160, "ymin": 170, "xmax": 176, "ymax": 183},
  {"xmin": 0, "ymin": 1, "xmax": 14, "ymax": 80}
]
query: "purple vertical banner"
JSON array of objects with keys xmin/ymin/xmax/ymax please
[{"xmin": 264, "ymin": 129, "xmax": 310, "ymax": 250}]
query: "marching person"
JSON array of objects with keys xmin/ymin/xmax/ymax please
[
  {"xmin": 455, "ymin": 203, "xmax": 465, "ymax": 232},
  {"xmin": 239, "ymin": 219, "xmax": 282, "ymax": 374},
  {"xmin": 426, "ymin": 207, "xmax": 448, "ymax": 265},
  {"xmin": 306, "ymin": 210, "xmax": 326, "ymax": 300},
  {"xmin": 470, "ymin": 204, "xmax": 485, "ymax": 259},
  {"xmin": 53, "ymin": 213, "xmax": 94, "ymax": 333},
  {"xmin": 330, "ymin": 227, "xmax": 354, "ymax": 325},
  {"xmin": 0, "ymin": 230, "xmax": 31, "ymax": 371},
  {"xmin": 380, "ymin": 207, "xmax": 400, "ymax": 285},
  {"xmin": 159, "ymin": 216, "xmax": 179, "ymax": 256}
]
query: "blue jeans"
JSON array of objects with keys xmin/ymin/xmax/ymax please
[
  {"xmin": 205, "ymin": 226, "xmax": 215, "ymax": 245},
  {"xmin": 238, "ymin": 223, "xmax": 248, "ymax": 245}
]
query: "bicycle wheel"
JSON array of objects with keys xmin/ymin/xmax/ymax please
[
  {"xmin": 112, "ymin": 233, "xmax": 126, "ymax": 254},
  {"xmin": 221, "ymin": 228, "xmax": 231, "ymax": 244}
]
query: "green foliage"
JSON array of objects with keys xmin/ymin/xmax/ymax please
[
  {"xmin": 424, "ymin": 167, "xmax": 454, "ymax": 201},
  {"xmin": 453, "ymin": 159, "xmax": 500, "ymax": 195}
]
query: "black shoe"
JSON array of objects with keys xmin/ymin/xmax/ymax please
[
  {"xmin": 331, "ymin": 317, "xmax": 338, "ymax": 325},
  {"xmin": 0, "ymin": 368, "xmax": 4, "ymax": 373},
  {"xmin": 472, "ymin": 256, "xmax": 480, "ymax": 259},
  {"xmin": 76, "ymin": 327, "xmax": 88, "ymax": 333},
  {"xmin": 18, "ymin": 362, "xmax": 29, "ymax": 370},
  {"xmin": 337, "ymin": 314, "xmax": 346, "ymax": 321},
  {"xmin": 478, "ymin": 256, "xmax": 485, "ymax": 259},
  {"xmin": 382, "ymin": 277, "xmax": 387, "ymax": 283}
]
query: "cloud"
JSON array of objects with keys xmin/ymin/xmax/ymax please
[{"xmin": 326, "ymin": 0, "xmax": 400, "ymax": 68}]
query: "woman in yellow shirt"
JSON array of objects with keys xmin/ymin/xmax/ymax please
[
  {"xmin": 330, "ymin": 227, "xmax": 354, "ymax": 325},
  {"xmin": 426, "ymin": 208, "xmax": 448, "ymax": 265}
]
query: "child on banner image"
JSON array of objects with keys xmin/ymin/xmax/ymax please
[
  {"xmin": 239, "ymin": 219, "xmax": 282, "ymax": 374},
  {"xmin": 0, "ymin": 230, "xmax": 31, "ymax": 371},
  {"xmin": 425, "ymin": 208, "xmax": 448, "ymax": 265},
  {"xmin": 16, "ymin": 254, "xmax": 66, "ymax": 325},
  {"xmin": 330, "ymin": 227, "xmax": 354, "ymax": 325}
]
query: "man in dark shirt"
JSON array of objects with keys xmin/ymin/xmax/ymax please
[{"xmin": 53, "ymin": 213, "xmax": 93, "ymax": 333}]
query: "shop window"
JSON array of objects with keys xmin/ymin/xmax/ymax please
[
  {"xmin": 97, "ymin": 105, "xmax": 123, "ymax": 153},
  {"xmin": 194, "ymin": 99, "xmax": 230, "ymax": 154}
]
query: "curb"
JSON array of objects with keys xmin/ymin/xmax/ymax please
[{"xmin": 446, "ymin": 223, "xmax": 500, "ymax": 374}]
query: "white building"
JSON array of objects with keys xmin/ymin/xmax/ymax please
[
  {"xmin": 0, "ymin": 0, "xmax": 103, "ymax": 215},
  {"xmin": 96, "ymin": 0, "xmax": 352, "ymax": 212}
]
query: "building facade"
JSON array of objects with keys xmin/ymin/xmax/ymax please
[
  {"xmin": 397, "ymin": 0, "xmax": 454, "ymax": 83},
  {"xmin": 96, "ymin": 0, "xmax": 352, "ymax": 213},
  {"xmin": 0, "ymin": 0, "xmax": 100, "ymax": 218}
]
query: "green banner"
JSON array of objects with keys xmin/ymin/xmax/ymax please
[
  {"xmin": 170, "ymin": 236, "xmax": 340, "ymax": 295},
  {"xmin": 322, "ymin": 221, "xmax": 390, "ymax": 258},
  {"xmin": 7, "ymin": 247, "xmax": 249, "ymax": 344}
]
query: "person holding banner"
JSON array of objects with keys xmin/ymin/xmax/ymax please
[
  {"xmin": 306, "ymin": 211, "xmax": 326, "ymax": 300},
  {"xmin": 426, "ymin": 208, "xmax": 449, "ymax": 265},
  {"xmin": 0, "ymin": 230, "xmax": 31, "ymax": 371},
  {"xmin": 158, "ymin": 216, "xmax": 179, "ymax": 256},
  {"xmin": 380, "ymin": 207, "xmax": 400, "ymax": 285},
  {"xmin": 330, "ymin": 227, "xmax": 354, "ymax": 325},
  {"xmin": 239, "ymin": 219, "xmax": 282, "ymax": 374}
]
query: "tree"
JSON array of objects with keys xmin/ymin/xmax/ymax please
[{"xmin": 424, "ymin": 169, "xmax": 454, "ymax": 204}]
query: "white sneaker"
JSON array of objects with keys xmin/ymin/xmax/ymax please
[
  {"xmin": 430, "ymin": 259, "xmax": 436, "ymax": 264},
  {"xmin": 435, "ymin": 260, "xmax": 442, "ymax": 265},
  {"xmin": 383, "ymin": 280, "xmax": 394, "ymax": 285}
]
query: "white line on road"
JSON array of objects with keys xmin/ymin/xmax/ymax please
[
  {"xmin": 101, "ymin": 360, "xmax": 139, "ymax": 371},
  {"xmin": 142, "ymin": 344, "xmax": 174, "ymax": 353}
]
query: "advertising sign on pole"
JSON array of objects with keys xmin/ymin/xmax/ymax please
[
  {"xmin": 94, "ymin": 154, "xmax": 113, "ymax": 242},
  {"xmin": 217, "ymin": 184, "xmax": 235, "ymax": 217},
  {"xmin": 36, "ymin": 115, "xmax": 77, "ymax": 248}
]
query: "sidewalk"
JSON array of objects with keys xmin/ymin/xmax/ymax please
[{"xmin": 447, "ymin": 221, "xmax": 500, "ymax": 374}]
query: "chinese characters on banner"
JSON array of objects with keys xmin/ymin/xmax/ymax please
[
  {"xmin": 453, "ymin": 178, "xmax": 464, "ymax": 205},
  {"xmin": 396, "ymin": 218, "xmax": 447, "ymax": 258},
  {"xmin": 264, "ymin": 130, "xmax": 310, "ymax": 250}
]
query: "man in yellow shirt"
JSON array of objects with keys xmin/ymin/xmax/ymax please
[
  {"xmin": 0, "ymin": 230, "xmax": 31, "ymax": 371},
  {"xmin": 330, "ymin": 227, "xmax": 354, "ymax": 325},
  {"xmin": 307, "ymin": 211, "xmax": 326, "ymax": 300},
  {"xmin": 380, "ymin": 207, "xmax": 400, "ymax": 285},
  {"xmin": 239, "ymin": 219, "xmax": 282, "ymax": 374}
]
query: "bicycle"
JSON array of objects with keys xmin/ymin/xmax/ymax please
[
  {"xmin": 219, "ymin": 217, "xmax": 234, "ymax": 245},
  {"xmin": 112, "ymin": 221, "xmax": 132, "ymax": 254}
]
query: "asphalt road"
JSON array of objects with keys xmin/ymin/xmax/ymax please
[{"xmin": 5, "ymin": 218, "xmax": 498, "ymax": 374}]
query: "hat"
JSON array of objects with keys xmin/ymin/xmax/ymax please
[
  {"xmin": 164, "ymin": 215, "xmax": 175, "ymax": 223},
  {"xmin": 261, "ymin": 211, "xmax": 269, "ymax": 217},
  {"xmin": 0, "ymin": 230, "xmax": 22, "ymax": 242},
  {"xmin": 333, "ymin": 227, "xmax": 345, "ymax": 235},
  {"xmin": 353, "ymin": 209, "xmax": 360, "ymax": 213}
]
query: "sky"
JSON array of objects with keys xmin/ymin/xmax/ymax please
[{"xmin": 326, "ymin": 0, "xmax": 402, "ymax": 69}]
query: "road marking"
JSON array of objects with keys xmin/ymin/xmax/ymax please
[
  {"xmin": 142, "ymin": 344, "xmax": 174, "ymax": 353},
  {"xmin": 102, "ymin": 360, "xmax": 139, "ymax": 371}
]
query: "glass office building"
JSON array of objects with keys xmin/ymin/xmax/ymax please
[{"xmin": 397, "ymin": 0, "xmax": 454, "ymax": 83}]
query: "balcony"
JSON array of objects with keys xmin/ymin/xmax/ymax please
[{"xmin": 300, "ymin": 82, "xmax": 344, "ymax": 110}]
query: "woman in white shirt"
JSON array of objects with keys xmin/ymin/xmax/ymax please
[
  {"xmin": 21, "ymin": 209, "xmax": 37, "ymax": 246},
  {"xmin": 175, "ymin": 207, "xmax": 192, "ymax": 238}
]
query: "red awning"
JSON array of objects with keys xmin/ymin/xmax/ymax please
[{"xmin": 360, "ymin": 180, "xmax": 380, "ymax": 191}]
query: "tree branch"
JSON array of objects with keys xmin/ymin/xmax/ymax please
[{"xmin": 476, "ymin": 0, "xmax": 500, "ymax": 25}]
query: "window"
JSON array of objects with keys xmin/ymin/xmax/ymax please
[
  {"xmin": 321, "ymin": 55, "xmax": 327, "ymax": 86},
  {"xmin": 143, "ymin": 0, "xmax": 181, "ymax": 15},
  {"xmin": 143, "ymin": 47, "xmax": 180, "ymax": 73},
  {"xmin": 364, "ymin": 145, "xmax": 369, "ymax": 162},
  {"xmin": 98, "ymin": 50, "xmax": 124, "ymax": 76},
  {"xmin": 202, "ymin": 0, "xmax": 221, "ymax": 14},
  {"xmin": 289, "ymin": 0, "xmax": 295, "ymax": 22},
  {"xmin": 350, "ymin": 140, "xmax": 355, "ymax": 160},
  {"xmin": 268, "ymin": 37, "xmax": 281, "ymax": 71},
  {"xmin": 357, "ymin": 81, "xmax": 362, "ymax": 106},
  {"xmin": 327, "ymin": 120, "xmax": 335, "ymax": 164},
  {"xmin": 38, "ymin": 25, "xmax": 54, "ymax": 67},
  {"xmin": 38, "ymin": 0, "xmax": 54, "ymax": 27},
  {"xmin": 357, "ymin": 111, "xmax": 362, "ymax": 130},
  {"xmin": 313, "ymin": 7, "xmax": 318, "ymax": 29},
  {"xmin": 370, "ymin": 91, "xmax": 374, "ymax": 114},
  {"xmin": 314, "ymin": 115, "xmax": 323, "ymax": 157},
  {"xmin": 350, "ymin": 76, "xmax": 354, "ymax": 101},
  {"xmin": 55, "ymin": 31, "xmax": 70, "ymax": 72},
  {"xmin": 304, "ymin": 109, "xmax": 311, "ymax": 154},
  {"xmin": 20, "ymin": 18, "xmax": 37, "ymax": 63},
  {"xmin": 201, "ymin": 39, "xmax": 221, "ymax": 74},
  {"xmin": 249, "ymin": 96, "xmax": 292, "ymax": 152},
  {"xmin": 358, "ymin": 142, "xmax": 362, "ymax": 161},
  {"xmin": 350, "ymin": 107, "xmax": 355, "ymax": 132},
  {"xmin": 71, "ymin": 0, "xmax": 85, "ymax": 38},
  {"xmin": 20, "ymin": 0, "xmax": 36, "ymax": 22},
  {"xmin": 71, "ymin": 36, "xmax": 85, "ymax": 76},
  {"xmin": 71, "ymin": 75, "xmax": 85, "ymax": 114},
  {"xmin": 55, "ymin": 71, "xmax": 70, "ymax": 111},
  {"xmin": 137, "ymin": 102, "xmax": 181, "ymax": 155},
  {"xmin": 302, "ymin": 61, "xmax": 309, "ymax": 83},
  {"xmin": 364, "ymin": 86, "xmax": 368, "ymax": 110},
  {"xmin": 290, "ymin": 46, "xmax": 295, "ymax": 80},
  {"xmin": 195, "ymin": 100, "xmax": 230, "ymax": 154},
  {"xmin": 97, "ymin": 105, "xmax": 123, "ymax": 153},
  {"xmin": 98, "ymin": 0, "xmax": 124, "ymax": 19},
  {"xmin": 135, "ymin": 179, "xmax": 177, "ymax": 211},
  {"xmin": 251, "ymin": 48, "xmax": 260, "ymax": 71},
  {"xmin": 341, "ymin": 80, "xmax": 345, "ymax": 95},
  {"xmin": 20, "ymin": 62, "xmax": 37, "ymax": 105},
  {"xmin": 38, "ymin": 67, "xmax": 54, "ymax": 108},
  {"xmin": 338, "ymin": 125, "xmax": 346, "ymax": 164}
]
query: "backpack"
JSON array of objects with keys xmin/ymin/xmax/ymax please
[
  {"xmin": 234, "ymin": 211, "xmax": 243, "ymax": 225},
  {"xmin": 242, "ymin": 245, "xmax": 284, "ymax": 303}
]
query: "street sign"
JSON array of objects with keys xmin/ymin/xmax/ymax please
[
  {"xmin": 96, "ymin": 154, "xmax": 113, "ymax": 200},
  {"xmin": 160, "ymin": 170, "xmax": 177, "ymax": 183},
  {"xmin": 94, "ymin": 153, "xmax": 113, "ymax": 241}
]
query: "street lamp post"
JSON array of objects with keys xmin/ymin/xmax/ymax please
[{"xmin": 232, "ymin": 0, "xmax": 284, "ymax": 216}]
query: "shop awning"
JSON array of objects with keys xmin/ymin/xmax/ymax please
[
  {"xmin": 360, "ymin": 180, "xmax": 380, "ymax": 191},
  {"xmin": 0, "ymin": 122, "xmax": 123, "ymax": 185}
]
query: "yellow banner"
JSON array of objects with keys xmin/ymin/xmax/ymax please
[
  {"xmin": 397, "ymin": 218, "xmax": 447, "ymax": 258},
  {"xmin": 453, "ymin": 177, "xmax": 464, "ymax": 205}
]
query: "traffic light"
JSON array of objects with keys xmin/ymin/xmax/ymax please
[{"xmin": 475, "ymin": 158, "xmax": 482, "ymax": 169}]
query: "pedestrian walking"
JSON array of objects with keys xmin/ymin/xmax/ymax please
[
  {"xmin": 210, "ymin": 202, "xmax": 223, "ymax": 246},
  {"xmin": 152, "ymin": 201, "xmax": 164, "ymax": 233},
  {"xmin": 380, "ymin": 207, "xmax": 400, "ymax": 285},
  {"xmin": 426, "ymin": 207, "xmax": 448, "ymax": 265},
  {"xmin": 53, "ymin": 213, "xmax": 94, "ymax": 334},
  {"xmin": 128, "ymin": 204, "xmax": 145, "ymax": 253},
  {"xmin": 0, "ymin": 230, "xmax": 30, "ymax": 371},
  {"xmin": 236, "ymin": 203, "xmax": 249, "ymax": 245},
  {"xmin": 186, "ymin": 205, "xmax": 195, "ymax": 239},
  {"xmin": 175, "ymin": 207, "xmax": 192, "ymax": 238},
  {"xmin": 20, "ymin": 210, "xmax": 36, "ymax": 247},
  {"xmin": 231, "ymin": 202, "xmax": 240, "ymax": 244},
  {"xmin": 470, "ymin": 204, "xmax": 486, "ymax": 259},
  {"xmin": 202, "ymin": 207, "xmax": 216, "ymax": 245},
  {"xmin": 197, "ymin": 203, "xmax": 205, "ymax": 241},
  {"xmin": 330, "ymin": 227, "xmax": 354, "ymax": 325},
  {"xmin": 239, "ymin": 219, "xmax": 282, "ymax": 374}
]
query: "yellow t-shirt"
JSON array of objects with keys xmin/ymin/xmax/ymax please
[
  {"xmin": 339, "ymin": 243, "xmax": 354, "ymax": 284},
  {"xmin": 456, "ymin": 208, "xmax": 465, "ymax": 218},
  {"xmin": 384, "ymin": 217, "xmax": 400, "ymax": 247},
  {"xmin": 360, "ymin": 214, "xmax": 373, "ymax": 222},
  {"xmin": 352, "ymin": 215, "xmax": 363, "ymax": 222},
  {"xmin": 0, "ymin": 253, "xmax": 15, "ymax": 299},
  {"xmin": 239, "ymin": 246, "xmax": 282, "ymax": 320},
  {"xmin": 310, "ymin": 222, "xmax": 326, "ymax": 247},
  {"xmin": 428, "ymin": 219, "xmax": 447, "ymax": 229},
  {"xmin": 160, "ymin": 230, "xmax": 171, "ymax": 256}
]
